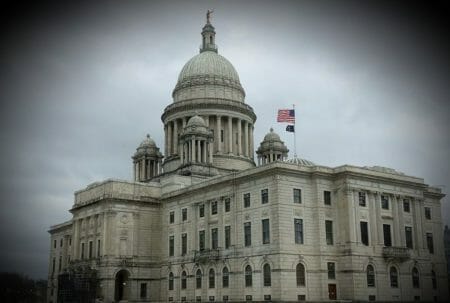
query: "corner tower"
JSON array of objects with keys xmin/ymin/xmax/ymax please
[{"xmin": 161, "ymin": 12, "xmax": 256, "ymax": 174}]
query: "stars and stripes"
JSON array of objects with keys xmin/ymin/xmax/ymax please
[{"xmin": 277, "ymin": 109, "xmax": 295, "ymax": 123}]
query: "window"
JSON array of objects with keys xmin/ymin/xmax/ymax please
[
  {"xmin": 262, "ymin": 219, "xmax": 270, "ymax": 244},
  {"xmin": 222, "ymin": 267, "xmax": 229, "ymax": 288},
  {"xmin": 88, "ymin": 241, "xmax": 93, "ymax": 258},
  {"xmin": 263, "ymin": 264, "xmax": 271, "ymax": 286},
  {"xmin": 196, "ymin": 269, "xmax": 202, "ymax": 288},
  {"xmin": 403, "ymin": 199, "xmax": 410, "ymax": 212},
  {"xmin": 211, "ymin": 228, "xmax": 218, "ymax": 249},
  {"xmin": 223, "ymin": 296, "xmax": 228, "ymax": 302},
  {"xmin": 369, "ymin": 295, "xmax": 376, "ymax": 301},
  {"xmin": 360, "ymin": 221, "xmax": 369, "ymax": 246},
  {"xmin": 182, "ymin": 208, "xmax": 187, "ymax": 221},
  {"xmin": 58, "ymin": 256, "xmax": 62, "ymax": 271},
  {"xmin": 246, "ymin": 295, "xmax": 252, "ymax": 302},
  {"xmin": 170, "ymin": 211, "xmax": 175, "ymax": 223},
  {"xmin": 60, "ymin": 238, "xmax": 63, "ymax": 247},
  {"xmin": 412, "ymin": 267, "xmax": 420, "ymax": 288},
  {"xmin": 405, "ymin": 226, "xmax": 413, "ymax": 249},
  {"xmin": 426, "ymin": 233, "xmax": 434, "ymax": 254},
  {"xmin": 181, "ymin": 233, "xmax": 187, "ymax": 255},
  {"xmin": 209, "ymin": 269, "xmax": 215, "ymax": 288},
  {"xmin": 367, "ymin": 265, "xmax": 375, "ymax": 287},
  {"xmin": 431, "ymin": 270, "xmax": 437, "ymax": 289},
  {"xmin": 264, "ymin": 295, "xmax": 271, "ymax": 301},
  {"xmin": 425, "ymin": 207, "xmax": 431, "ymax": 220},
  {"xmin": 54, "ymin": 240, "xmax": 57, "ymax": 249},
  {"xmin": 225, "ymin": 226, "xmax": 231, "ymax": 249},
  {"xmin": 324, "ymin": 191, "xmax": 331, "ymax": 205},
  {"xmin": 381, "ymin": 195, "xmax": 389, "ymax": 209},
  {"xmin": 359, "ymin": 192, "xmax": 366, "ymax": 207},
  {"xmin": 225, "ymin": 198, "xmax": 231, "ymax": 212},
  {"xmin": 390, "ymin": 267, "xmax": 398, "ymax": 288},
  {"xmin": 294, "ymin": 219, "xmax": 304, "ymax": 244},
  {"xmin": 244, "ymin": 222, "xmax": 251, "ymax": 247},
  {"xmin": 81, "ymin": 243, "xmax": 85, "ymax": 259},
  {"xmin": 244, "ymin": 193, "xmax": 250, "ymax": 208},
  {"xmin": 325, "ymin": 220, "xmax": 333, "ymax": 245},
  {"xmin": 383, "ymin": 224, "xmax": 392, "ymax": 247},
  {"xmin": 199, "ymin": 205, "xmax": 205, "ymax": 218},
  {"xmin": 169, "ymin": 236, "xmax": 174, "ymax": 256},
  {"xmin": 245, "ymin": 265, "xmax": 252, "ymax": 287},
  {"xmin": 327, "ymin": 262, "xmax": 336, "ymax": 279},
  {"xmin": 209, "ymin": 296, "xmax": 215, "ymax": 302},
  {"xmin": 97, "ymin": 239, "xmax": 101, "ymax": 257},
  {"xmin": 296, "ymin": 263, "xmax": 305, "ymax": 286},
  {"xmin": 199, "ymin": 231, "xmax": 205, "ymax": 251},
  {"xmin": 211, "ymin": 201, "xmax": 218, "ymax": 215},
  {"xmin": 298, "ymin": 295, "xmax": 306, "ymax": 301},
  {"xmin": 169, "ymin": 272, "xmax": 174, "ymax": 290},
  {"xmin": 181, "ymin": 271, "xmax": 187, "ymax": 289},
  {"xmin": 261, "ymin": 189, "xmax": 268, "ymax": 204},
  {"xmin": 293, "ymin": 188, "xmax": 302, "ymax": 204},
  {"xmin": 140, "ymin": 283, "xmax": 147, "ymax": 299}
]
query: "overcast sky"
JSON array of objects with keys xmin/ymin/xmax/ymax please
[{"xmin": 0, "ymin": 0, "xmax": 449, "ymax": 279}]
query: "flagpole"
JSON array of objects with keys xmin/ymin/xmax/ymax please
[{"xmin": 293, "ymin": 103, "xmax": 297, "ymax": 158}]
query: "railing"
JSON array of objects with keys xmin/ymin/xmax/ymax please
[
  {"xmin": 193, "ymin": 249, "xmax": 220, "ymax": 263},
  {"xmin": 383, "ymin": 246, "xmax": 410, "ymax": 261}
]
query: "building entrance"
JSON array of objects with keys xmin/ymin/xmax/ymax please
[
  {"xmin": 328, "ymin": 284, "xmax": 337, "ymax": 300},
  {"xmin": 115, "ymin": 269, "xmax": 130, "ymax": 301}
]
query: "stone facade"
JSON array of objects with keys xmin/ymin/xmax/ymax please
[{"xmin": 48, "ymin": 16, "xmax": 448, "ymax": 303}]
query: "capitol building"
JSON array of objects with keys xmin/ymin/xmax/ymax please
[{"xmin": 48, "ymin": 15, "xmax": 448, "ymax": 303}]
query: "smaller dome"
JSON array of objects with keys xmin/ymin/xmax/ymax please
[
  {"xmin": 263, "ymin": 128, "xmax": 281, "ymax": 142},
  {"xmin": 139, "ymin": 134, "xmax": 156, "ymax": 148},
  {"xmin": 187, "ymin": 115, "xmax": 207, "ymax": 127},
  {"xmin": 285, "ymin": 157, "xmax": 315, "ymax": 166}
]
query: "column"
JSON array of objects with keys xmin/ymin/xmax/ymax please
[
  {"xmin": 237, "ymin": 119, "xmax": 242, "ymax": 156},
  {"xmin": 413, "ymin": 198, "xmax": 424, "ymax": 250},
  {"xmin": 191, "ymin": 138, "xmax": 196, "ymax": 162},
  {"xmin": 208, "ymin": 141, "xmax": 213, "ymax": 163},
  {"xmin": 216, "ymin": 115, "xmax": 221, "ymax": 153},
  {"xmin": 183, "ymin": 117, "xmax": 187, "ymax": 128},
  {"xmin": 164, "ymin": 124, "xmax": 168, "ymax": 157},
  {"xmin": 375, "ymin": 193, "xmax": 383, "ymax": 245},
  {"xmin": 204, "ymin": 115, "xmax": 209, "ymax": 127},
  {"xmin": 368, "ymin": 192, "xmax": 378, "ymax": 245},
  {"xmin": 167, "ymin": 122, "xmax": 173, "ymax": 156},
  {"xmin": 397, "ymin": 196, "xmax": 405, "ymax": 246},
  {"xmin": 133, "ymin": 162, "xmax": 137, "ymax": 181},
  {"xmin": 173, "ymin": 119, "xmax": 178, "ymax": 155},
  {"xmin": 249, "ymin": 124, "xmax": 254, "ymax": 159},
  {"xmin": 197, "ymin": 140, "xmax": 201, "ymax": 163},
  {"xmin": 243, "ymin": 120, "xmax": 249, "ymax": 157},
  {"xmin": 202, "ymin": 141, "xmax": 207, "ymax": 163},
  {"xmin": 180, "ymin": 141, "xmax": 184, "ymax": 164},
  {"xmin": 228, "ymin": 116, "xmax": 233, "ymax": 154},
  {"xmin": 392, "ymin": 195, "xmax": 400, "ymax": 246}
]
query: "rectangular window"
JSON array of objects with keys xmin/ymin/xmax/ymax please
[
  {"xmin": 264, "ymin": 295, "xmax": 271, "ymax": 301},
  {"xmin": 140, "ymin": 283, "xmax": 147, "ymax": 299},
  {"xmin": 294, "ymin": 218, "xmax": 304, "ymax": 244},
  {"xmin": 225, "ymin": 226, "xmax": 231, "ymax": 249},
  {"xmin": 293, "ymin": 188, "xmax": 302, "ymax": 204},
  {"xmin": 262, "ymin": 219, "xmax": 270, "ymax": 244},
  {"xmin": 54, "ymin": 240, "xmax": 57, "ymax": 249},
  {"xmin": 97, "ymin": 239, "xmax": 101, "ymax": 257},
  {"xmin": 88, "ymin": 241, "xmax": 93, "ymax": 258},
  {"xmin": 199, "ymin": 230, "xmax": 205, "ymax": 251},
  {"xmin": 298, "ymin": 295, "xmax": 306, "ymax": 301},
  {"xmin": 52, "ymin": 258, "xmax": 55, "ymax": 274},
  {"xmin": 327, "ymin": 262, "xmax": 336, "ymax": 279},
  {"xmin": 381, "ymin": 194, "xmax": 389, "ymax": 209},
  {"xmin": 182, "ymin": 208, "xmax": 187, "ymax": 221},
  {"xmin": 211, "ymin": 201, "xmax": 218, "ymax": 215},
  {"xmin": 405, "ymin": 226, "xmax": 413, "ymax": 249},
  {"xmin": 181, "ymin": 233, "xmax": 187, "ymax": 255},
  {"xmin": 360, "ymin": 221, "xmax": 369, "ymax": 246},
  {"xmin": 244, "ymin": 222, "xmax": 251, "ymax": 247},
  {"xmin": 244, "ymin": 193, "xmax": 250, "ymax": 208},
  {"xmin": 427, "ymin": 233, "xmax": 434, "ymax": 254},
  {"xmin": 403, "ymin": 199, "xmax": 410, "ymax": 212},
  {"xmin": 169, "ymin": 211, "xmax": 175, "ymax": 223},
  {"xmin": 383, "ymin": 224, "xmax": 392, "ymax": 247},
  {"xmin": 359, "ymin": 192, "xmax": 366, "ymax": 207},
  {"xmin": 425, "ymin": 207, "xmax": 431, "ymax": 220},
  {"xmin": 325, "ymin": 220, "xmax": 333, "ymax": 245},
  {"xmin": 211, "ymin": 228, "xmax": 218, "ymax": 249},
  {"xmin": 324, "ymin": 191, "xmax": 331, "ymax": 205},
  {"xmin": 199, "ymin": 205, "xmax": 205, "ymax": 218},
  {"xmin": 169, "ymin": 236, "xmax": 174, "ymax": 256},
  {"xmin": 196, "ymin": 296, "xmax": 202, "ymax": 302},
  {"xmin": 261, "ymin": 189, "xmax": 268, "ymax": 204},
  {"xmin": 60, "ymin": 238, "xmax": 63, "ymax": 247},
  {"xmin": 81, "ymin": 243, "xmax": 85, "ymax": 259},
  {"xmin": 225, "ymin": 198, "xmax": 231, "ymax": 212},
  {"xmin": 223, "ymin": 296, "xmax": 229, "ymax": 302}
]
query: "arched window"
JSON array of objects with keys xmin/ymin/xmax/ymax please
[
  {"xmin": 245, "ymin": 265, "xmax": 252, "ymax": 287},
  {"xmin": 296, "ymin": 263, "xmax": 305, "ymax": 286},
  {"xmin": 222, "ymin": 267, "xmax": 229, "ymax": 288},
  {"xmin": 263, "ymin": 264, "xmax": 271, "ymax": 287},
  {"xmin": 196, "ymin": 269, "xmax": 202, "ymax": 289},
  {"xmin": 181, "ymin": 271, "xmax": 187, "ymax": 289},
  {"xmin": 209, "ymin": 268, "xmax": 215, "ymax": 288},
  {"xmin": 389, "ymin": 267, "xmax": 398, "ymax": 288},
  {"xmin": 431, "ymin": 270, "xmax": 437, "ymax": 289},
  {"xmin": 210, "ymin": 36, "xmax": 213, "ymax": 44},
  {"xmin": 168, "ymin": 272, "xmax": 174, "ymax": 290},
  {"xmin": 367, "ymin": 265, "xmax": 375, "ymax": 287},
  {"xmin": 412, "ymin": 267, "xmax": 420, "ymax": 288}
]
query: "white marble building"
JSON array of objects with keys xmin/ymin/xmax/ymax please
[{"xmin": 48, "ymin": 15, "xmax": 448, "ymax": 303}]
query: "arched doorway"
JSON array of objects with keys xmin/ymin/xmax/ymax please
[{"xmin": 115, "ymin": 269, "xmax": 130, "ymax": 301}]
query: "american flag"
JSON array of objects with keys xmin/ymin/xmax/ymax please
[{"xmin": 277, "ymin": 109, "xmax": 295, "ymax": 123}]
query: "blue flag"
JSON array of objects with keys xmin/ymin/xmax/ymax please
[{"xmin": 286, "ymin": 125, "xmax": 295, "ymax": 132}]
